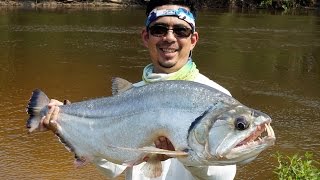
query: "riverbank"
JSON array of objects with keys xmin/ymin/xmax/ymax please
[
  {"xmin": 0, "ymin": 0, "xmax": 319, "ymax": 11},
  {"xmin": 0, "ymin": 0, "xmax": 132, "ymax": 9}
]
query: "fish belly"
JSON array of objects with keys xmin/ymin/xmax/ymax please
[{"xmin": 56, "ymin": 108, "xmax": 201, "ymax": 165}]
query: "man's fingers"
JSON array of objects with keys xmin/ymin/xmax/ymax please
[
  {"xmin": 155, "ymin": 139, "xmax": 161, "ymax": 148},
  {"xmin": 63, "ymin": 99, "xmax": 71, "ymax": 105},
  {"xmin": 43, "ymin": 105, "xmax": 55, "ymax": 126},
  {"xmin": 154, "ymin": 136, "xmax": 175, "ymax": 161},
  {"xmin": 36, "ymin": 99, "xmax": 63, "ymax": 133},
  {"xmin": 156, "ymin": 136, "xmax": 174, "ymax": 150},
  {"xmin": 51, "ymin": 106, "xmax": 60, "ymax": 120},
  {"xmin": 39, "ymin": 116, "xmax": 48, "ymax": 131},
  {"xmin": 48, "ymin": 99, "xmax": 64, "ymax": 107},
  {"xmin": 44, "ymin": 106, "xmax": 59, "ymax": 133},
  {"xmin": 48, "ymin": 119, "xmax": 58, "ymax": 133},
  {"xmin": 41, "ymin": 105, "xmax": 60, "ymax": 133},
  {"xmin": 165, "ymin": 139, "xmax": 174, "ymax": 151}
]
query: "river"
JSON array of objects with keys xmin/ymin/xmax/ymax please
[{"xmin": 0, "ymin": 7, "xmax": 319, "ymax": 180}]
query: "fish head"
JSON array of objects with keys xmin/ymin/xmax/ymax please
[{"xmin": 187, "ymin": 104, "xmax": 276, "ymax": 165}]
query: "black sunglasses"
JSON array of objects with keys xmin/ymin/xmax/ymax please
[{"xmin": 148, "ymin": 24, "xmax": 193, "ymax": 38}]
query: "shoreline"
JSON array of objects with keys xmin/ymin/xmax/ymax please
[
  {"xmin": 0, "ymin": 1, "xmax": 138, "ymax": 9},
  {"xmin": 0, "ymin": 0, "xmax": 318, "ymax": 10}
]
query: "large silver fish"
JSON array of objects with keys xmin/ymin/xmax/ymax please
[{"xmin": 26, "ymin": 78, "xmax": 275, "ymax": 178}]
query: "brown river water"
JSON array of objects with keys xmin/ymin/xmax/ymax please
[{"xmin": 0, "ymin": 7, "xmax": 319, "ymax": 180}]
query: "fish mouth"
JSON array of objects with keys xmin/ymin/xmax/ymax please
[{"xmin": 232, "ymin": 122, "xmax": 275, "ymax": 152}]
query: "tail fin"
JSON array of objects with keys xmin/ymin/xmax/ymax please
[{"xmin": 26, "ymin": 89, "xmax": 50, "ymax": 133}]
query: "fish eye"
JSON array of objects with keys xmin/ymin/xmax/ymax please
[{"xmin": 235, "ymin": 116, "xmax": 249, "ymax": 130}]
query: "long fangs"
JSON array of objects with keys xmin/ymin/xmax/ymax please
[
  {"xmin": 265, "ymin": 123, "xmax": 275, "ymax": 138},
  {"xmin": 265, "ymin": 124, "xmax": 270, "ymax": 136},
  {"xmin": 267, "ymin": 123, "xmax": 275, "ymax": 137}
]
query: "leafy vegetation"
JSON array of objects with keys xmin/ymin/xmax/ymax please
[
  {"xmin": 274, "ymin": 152, "xmax": 320, "ymax": 180},
  {"xmin": 1, "ymin": 0, "xmax": 319, "ymax": 9},
  {"xmin": 225, "ymin": 0, "xmax": 318, "ymax": 9}
]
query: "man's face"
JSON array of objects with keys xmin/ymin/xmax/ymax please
[{"xmin": 142, "ymin": 5, "xmax": 199, "ymax": 74}]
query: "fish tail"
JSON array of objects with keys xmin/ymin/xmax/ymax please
[{"xmin": 26, "ymin": 89, "xmax": 50, "ymax": 133}]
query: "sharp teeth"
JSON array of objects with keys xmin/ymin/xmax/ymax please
[
  {"xmin": 269, "ymin": 124, "xmax": 275, "ymax": 137},
  {"xmin": 265, "ymin": 123, "xmax": 271, "ymax": 136},
  {"xmin": 162, "ymin": 48, "xmax": 176, "ymax": 53},
  {"xmin": 265, "ymin": 123, "xmax": 275, "ymax": 138}
]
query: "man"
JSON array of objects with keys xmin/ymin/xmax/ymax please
[{"xmin": 42, "ymin": 0, "xmax": 236, "ymax": 179}]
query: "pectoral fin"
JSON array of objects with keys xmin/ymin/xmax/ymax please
[
  {"xmin": 112, "ymin": 146, "xmax": 187, "ymax": 178},
  {"xmin": 107, "ymin": 145, "xmax": 188, "ymax": 157},
  {"xmin": 136, "ymin": 146, "xmax": 188, "ymax": 157}
]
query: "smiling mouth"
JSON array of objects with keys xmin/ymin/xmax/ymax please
[
  {"xmin": 160, "ymin": 48, "xmax": 177, "ymax": 53},
  {"xmin": 235, "ymin": 123, "xmax": 275, "ymax": 149}
]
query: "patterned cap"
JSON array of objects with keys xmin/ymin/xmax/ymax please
[{"xmin": 145, "ymin": 8, "xmax": 195, "ymax": 31}]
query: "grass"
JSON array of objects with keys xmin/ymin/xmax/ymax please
[{"xmin": 274, "ymin": 152, "xmax": 320, "ymax": 180}]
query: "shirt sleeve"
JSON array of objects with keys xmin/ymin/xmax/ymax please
[
  {"xmin": 92, "ymin": 158, "xmax": 126, "ymax": 178},
  {"xmin": 194, "ymin": 74, "xmax": 232, "ymax": 97},
  {"xmin": 185, "ymin": 165, "xmax": 236, "ymax": 180}
]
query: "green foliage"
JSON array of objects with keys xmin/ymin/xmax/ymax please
[
  {"xmin": 1, "ymin": 0, "xmax": 317, "ymax": 9},
  {"xmin": 259, "ymin": 0, "xmax": 273, "ymax": 8},
  {"xmin": 221, "ymin": 0, "xmax": 317, "ymax": 9},
  {"xmin": 274, "ymin": 152, "xmax": 320, "ymax": 180}
]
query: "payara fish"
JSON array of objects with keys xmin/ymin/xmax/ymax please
[{"xmin": 26, "ymin": 78, "xmax": 275, "ymax": 178}]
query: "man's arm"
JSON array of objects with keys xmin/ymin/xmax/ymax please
[
  {"xmin": 93, "ymin": 158, "xmax": 127, "ymax": 178},
  {"xmin": 185, "ymin": 165, "xmax": 236, "ymax": 180}
]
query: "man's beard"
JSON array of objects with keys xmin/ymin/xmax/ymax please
[{"xmin": 158, "ymin": 61, "xmax": 175, "ymax": 69}]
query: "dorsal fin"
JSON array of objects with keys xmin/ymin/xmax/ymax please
[{"xmin": 111, "ymin": 77, "xmax": 133, "ymax": 96}]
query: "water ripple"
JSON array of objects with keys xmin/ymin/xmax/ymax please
[
  {"xmin": 251, "ymin": 90, "xmax": 320, "ymax": 109},
  {"xmin": 8, "ymin": 25, "xmax": 140, "ymax": 34}
]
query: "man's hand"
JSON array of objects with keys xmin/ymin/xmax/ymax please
[
  {"xmin": 39, "ymin": 99, "xmax": 67, "ymax": 132},
  {"xmin": 154, "ymin": 136, "xmax": 175, "ymax": 161}
]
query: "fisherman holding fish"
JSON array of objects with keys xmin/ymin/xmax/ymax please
[{"xmin": 41, "ymin": 0, "xmax": 237, "ymax": 179}]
